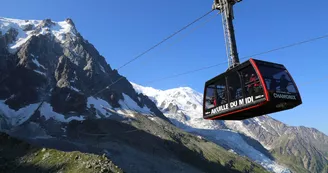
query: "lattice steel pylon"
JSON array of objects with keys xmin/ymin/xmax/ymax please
[{"xmin": 212, "ymin": 0, "xmax": 242, "ymax": 69}]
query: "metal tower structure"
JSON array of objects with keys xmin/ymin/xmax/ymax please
[{"xmin": 212, "ymin": 0, "xmax": 242, "ymax": 69}]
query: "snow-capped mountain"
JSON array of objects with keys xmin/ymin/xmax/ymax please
[
  {"xmin": 0, "ymin": 17, "xmax": 168, "ymax": 128},
  {"xmin": 0, "ymin": 16, "xmax": 176, "ymax": 142},
  {"xmin": 0, "ymin": 18, "xmax": 77, "ymax": 53},
  {"xmin": 131, "ymin": 82, "xmax": 328, "ymax": 173},
  {"xmin": 132, "ymin": 83, "xmax": 225, "ymax": 129}
]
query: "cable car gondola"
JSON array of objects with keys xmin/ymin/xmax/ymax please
[
  {"xmin": 203, "ymin": 0, "xmax": 302, "ymax": 120},
  {"xmin": 203, "ymin": 58, "xmax": 302, "ymax": 120}
]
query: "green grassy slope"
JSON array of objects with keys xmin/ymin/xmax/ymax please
[{"xmin": 0, "ymin": 133, "xmax": 123, "ymax": 173}]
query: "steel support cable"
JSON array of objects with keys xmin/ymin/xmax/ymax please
[
  {"xmin": 146, "ymin": 63, "xmax": 224, "ymax": 85},
  {"xmin": 116, "ymin": 9, "xmax": 214, "ymax": 71},
  {"xmin": 239, "ymin": 34, "xmax": 328, "ymax": 61},
  {"xmin": 128, "ymin": 12, "xmax": 219, "ymax": 77},
  {"xmin": 145, "ymin": 34, "xmax": 328, "ymax": 84},
  {"xmin": 91, "ymin": 10, "xmax": 215, "ymax": 97},
  {"xmin": 161, "ymin": 12, "xmax": 219, "ymax": 53}
]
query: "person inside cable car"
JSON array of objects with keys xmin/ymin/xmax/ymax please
[
  {"xmin": 229, "ymin": 86, "xmax": 236, "ymax": 100},
  {"xmin": 252, "ymin": 74, "xmax": 262, "ymax": 92},
  {"xmin": 250, "ymin": 74, "xmax": 259, "ymax": 86},
  {"xmin": 221, "ymin": 88, "xmax": 228, "ymax": 104},
  {"xmin": 213, "ymin": 96, "xmax": 217, "ymax": 106},
  {"xmin": 210, "ymin": 96, "xmax": 215, "ymax": 106},
  {"xmin": 244, "ymin": 74, "xmax": 249, "ymax": 83},
  {"xmin": 279, "ymin": 74, "xmax": 289, "ymax": 92},
  {"xmin": 247, "ymin": 74, "xmax": 256, "ymax": 94},
  {"xmin": 250, "ymin": 73, "xmax": 256, "ymax": 81},
  {"xmin": 215, "ymin": 91, "xmax": 223, "ymax": 106}
]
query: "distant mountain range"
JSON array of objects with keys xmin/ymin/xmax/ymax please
[{"xmin": 132, "ymin": 82, "xmax": 328, "ymax": 173}]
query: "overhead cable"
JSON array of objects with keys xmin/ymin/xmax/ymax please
[
  {"xmin": 145, "ymin": 34, "xmax": 328, "ymax": 84},
  {"xmin": 116, "ymin": 9, "xmax": 214, "ymax": 70}
]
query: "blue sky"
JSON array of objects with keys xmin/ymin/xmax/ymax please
[{"xmin": 2, "ymin": 0, "xmax": 328, "ymax": 134}]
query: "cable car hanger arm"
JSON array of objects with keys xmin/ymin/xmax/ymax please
[{"xmin": 212, "ymin": 0, "xmax": 242, "ymax": 69}]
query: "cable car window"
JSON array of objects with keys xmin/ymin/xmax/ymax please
[
  {"xmin": 227, "ymin": 71, "xmax": 242, "ymax": 101},
  {"xmin": 240, "ymin": 65, "xmax": 263, "ymax": 98},
  {"xmin": 205, "ymin": 85, "xmax": 216, "ymax": 109},
  {"xmin": 258, "ymin": 65, "xmax": 297, "ymax": 93},
  {"xmin": 216, "ymin": 78, "xmax": 227, "ymax": 105},
  {"xmin": 205, "ymin": 78, "xmax": 228, "ymax": 110}
]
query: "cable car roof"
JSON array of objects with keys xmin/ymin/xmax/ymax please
[{"xmin": 205, "ymin": 58, "xmax": 286, "ymax": 85}]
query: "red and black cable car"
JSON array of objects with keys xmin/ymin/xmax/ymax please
[
  {"xmin": 203, "ymin": 0, "xmax": 302, "ymax": 120},
  {"xmin": 203, "ymin": 58, "xmax": 302, "ymax": 120}
]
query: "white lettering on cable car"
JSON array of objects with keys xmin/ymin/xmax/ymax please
[
  {"xmin": 255, "ymin": 95, "xmax": 264, "ymax": 99},
  {"xmin": 211, "ymin": 103, "xmax": 229, "ymax": 114},
  {"xmin": 211, "ymin": 96, "xmax": 256, "ymax": 114},
  {"xmin": 273, "ymin": 93, "xmax": 297, "ymax": 100}
]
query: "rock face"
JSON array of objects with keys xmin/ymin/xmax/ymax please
[{"xmin": 0, "ymin": 17, "xmax": 169, "ymax": 125}]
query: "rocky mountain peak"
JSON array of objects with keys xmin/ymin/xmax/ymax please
[
  {"xmin": 40, "ymin": 18, "xmax": 55, "ymax": 28},
  {"xmin": 0, "ymin": 17, "xmax": 170, "ymax": 128},
  {"xmin": 65, "ymin": 18, "xmax": 75, "ymax": 27}
]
